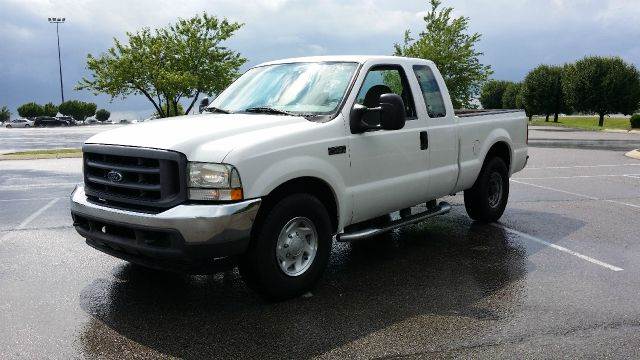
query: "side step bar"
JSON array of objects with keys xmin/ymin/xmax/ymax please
[{"xmin": 336, "ymin": 202, "xmax": 452, "ymax": 242}]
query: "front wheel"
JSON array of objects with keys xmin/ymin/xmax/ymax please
[
  {"xmin": 239, "ymin": 193, "xmax": 332, "ymax": 300},
  {"xmin": 464, "ymin": 157, "xmax": 509, "ymax": 223}
]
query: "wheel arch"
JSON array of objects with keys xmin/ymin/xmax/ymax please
[
  {"xmin": 251, "ymin": 176, "xmax": 340, "ymax": 241},
  {"xmin": 484, "ymin": 140, "xmax": 512, "ymax": 172}
]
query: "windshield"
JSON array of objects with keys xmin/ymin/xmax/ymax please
[{"xmin": 208, "ymin": 62, "xmax": 358, "ymax": 117}]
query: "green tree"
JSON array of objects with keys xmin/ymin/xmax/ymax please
[
  {"xmin": 522, "ymin": 65, "xmax": 567, "ymax": 122},
  {"xmin": 155, "ymin": 102, "xmax": 185, "ymax": 117},
  {"xmin": 59, "ymin": 100, "xmax": 97, "ymax": 121},
  {"xmin": 17, "ymin": 102, "xmax": 44, "ymax": 118},
  {"xmin": 394, "ymin": 0, "xmax": 492, "ymax": 109},
  {"xmin": 0, "ymin": 106, "xmax": 10, "ymax": 123},
  {"xmin": 515, "ymin": 86, "xmax": 533, "ymax": 121},
  {"xmin": 42, "ymin": 102, "xmax": 59, "ymax": 117},
  {"xmin": 78, "ymin": 13, "xmax": 246, "ymax": 118},
  {"xmin": 563, "ymin": 56, "xmax": 640, "ymax": 127},
  {"xmin": 480, "ymin": 80, "xmax": 511, "ymax": 109},
  {"xmin": 95, "ymin": 109, "xmax": 111, "ymax": 122},
  {"xmin": 502, "ymin": 82, "xmax": 521, "ymax": 109}
]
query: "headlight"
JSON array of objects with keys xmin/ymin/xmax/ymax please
[{"xmin": 188, "ymin": 162, "xmax": 243, "ymax": 201}]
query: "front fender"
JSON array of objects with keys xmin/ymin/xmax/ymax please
[{"xmin": 239, "ymin": 155, "xmax": 351, "ymax": 230}]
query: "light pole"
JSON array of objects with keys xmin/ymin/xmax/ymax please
[{"xmin": 48, "ymin": 17, "xmax": 66, "ymax": 103}]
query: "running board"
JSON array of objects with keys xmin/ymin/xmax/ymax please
[{"xmin": 336, "ymin": 202, "xmax": 452, "ymax": 242}]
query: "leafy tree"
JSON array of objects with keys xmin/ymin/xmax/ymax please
[
  {"xmin": 630, "ymin": 114, "xmax": 640, "ymax": 129},
  {"xmin": 515, "ymin": 86, "xmax": 533, "ymax": 121},
  {"xmin": 78, "ymin": 13, "xmax": 246, "ymax": 118},
  {"xmin": 59, "ymin": 100, "xmax": 97, "ymax": 121},
  {"xmin": 155, "ymin": 102, "xmax": 185, "ymax": 117},
  {"xmin": 522, "ymin": 65, "xmax": 567, "ymax": 122},
  {"xmin": 0, "ymin": 106, "xmax": 10, "ymax": 123},
  {"xmin": 42, "ymin": 102, "xmax": 59, "ymax": 117},
  {"xmin": 502, "ymin": 82, "xmax": 521, "ymax": 109},
  {"xmin": 95, "ymin": 109, "xmax": 111, "ymax": 122},
  {"xmin": 394, "ymin": 0, "xmax": 492, "ymax": 108},
  {"xmin": 17, "ymin": 102, "xmax": 44, "ymax": 118},
  {"xmin": 480, "ymin": 80, "xmax": 511, "ymax": 109},
  {"xmin": 563, "ymin": 56, "xmax": 640, "ymax": 127}
]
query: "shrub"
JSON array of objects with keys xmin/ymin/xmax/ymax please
[
  {"xmin": 95, "ymin": 109, "xmax": 111, "ymax": 122},
  {"xmin": 43, "ymin": 102, "xmax": 59, "ymax": 117},
  {"xmin": 17, "ymin": 102, "xmax": 44, "ymax": 118},
  {"xmin": 59, "ymin": 100, "xmax": 97, "ymax": 121},
  {"xmin": 631, "ymin": 114, "xmax": 640, "ymax": 129}
]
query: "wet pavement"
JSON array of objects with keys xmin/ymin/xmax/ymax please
[{"xmin": 1, "ymin": 130, "xmax": 639, "ymax": 358}]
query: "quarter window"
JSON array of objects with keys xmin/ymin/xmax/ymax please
[{"xmin": 413, "ymin": 65, "xmax": 447, "ymax": 118}]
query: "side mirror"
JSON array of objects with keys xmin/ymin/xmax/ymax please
[
  {"xmin": 199, "ymin": 97, "xmax": 210, "ymax": 113},
  {"xmin": 350, "ymin": 93, "xmax": 406, "ymax": 133}
]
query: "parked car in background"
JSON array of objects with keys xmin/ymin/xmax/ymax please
[
  {"xmin": 85, "ymin": 119, "xmax": 98, "ymax": 125},
  {"xmin": 57, "ymin": 116, "xmax": 77, "ymax": 125},
  {"xmin": 34, "ymin": 116, "xmax": 71, "ymax": 127},
  {"xmin": 4, "ymin": 118, "xmax": 34, "ymax": 128}
]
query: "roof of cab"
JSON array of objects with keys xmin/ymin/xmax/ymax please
[{"xmin": 256, "ymin": 55, "xmax": 433, "ymax": 67}]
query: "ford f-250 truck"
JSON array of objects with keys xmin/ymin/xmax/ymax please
[{"xmin": 70, "ymin": 56, "xmax": 528, "ymax": 300}]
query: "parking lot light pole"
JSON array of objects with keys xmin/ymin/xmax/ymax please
[{"xmin": 48, "ymin": 17, "xmax": 66, "ymax": 103}]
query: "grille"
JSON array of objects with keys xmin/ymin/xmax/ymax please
[{"xmin": 83, "ymin": 144, "xmax": 187, "ymax": 211}]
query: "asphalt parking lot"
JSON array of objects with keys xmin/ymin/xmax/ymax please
[
  {"xmin": 0, "ymin": 124, "xmax": 122, "ymax": 154},
  {"xmin": 0, "ymin": 127, "xmax": 639, "ymax": 358}
]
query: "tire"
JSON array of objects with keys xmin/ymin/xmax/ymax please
[
  {"xmin": 6, "ymin": 125, "xmax": 11, "ymax": 128},
  {"xmin": 239, "ymin": 193, "xmax": 332, "ymax": 301},
  {"xmin": 24, "ymin": 125, "xmax": 30, "ymax": 128},
  {"xmin": 464, "ymin": 156, "xmax": 509, "ymax": 223}
]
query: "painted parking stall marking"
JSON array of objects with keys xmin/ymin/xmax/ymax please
[{"xmin": 492, "ymin": 223, "xmax": 624, "ymax": 272}]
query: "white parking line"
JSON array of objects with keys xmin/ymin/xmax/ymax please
[
  {"xmin": 511, "ymin": 179, "xmax": 640, "ymax": 210},
  {"xmin": 511, "ymin": 179, "xmax": 598, "ymax": 200},
  {"xmin": 0, "ymin": 198, "xmax": 59, "ymax": 242},
  {"xmin": 516, "ymin": 174, "xmax": 640, "ymax": 180},
  {"xmin": 492, "ymin": 223, "xmax": 624, "ymax": 272},
  {"xmin": 527, "ymin": 164, "xmax": 640, "ymax": 170}
]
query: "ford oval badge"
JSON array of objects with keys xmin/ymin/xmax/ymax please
[{"xmin": 106, "ymin": 170, "xmax": 124, "ymax": 183}]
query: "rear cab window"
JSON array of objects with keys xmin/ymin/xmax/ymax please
[{"xmin": 413, "ymin": 65, "xmax": 447, "ymax": 118}]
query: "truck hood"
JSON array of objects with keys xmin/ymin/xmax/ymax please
[{"xmin": 85, "ymin": 113, "xmax": 310, "ymax": 162}]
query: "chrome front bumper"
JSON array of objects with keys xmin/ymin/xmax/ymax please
[{"xmin": 70, "ymin": 185, "xmax": 261, "ymax": 264}]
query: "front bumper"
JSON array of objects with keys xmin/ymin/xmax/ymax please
[{"xmin": 70, "ymin": 185, "xmax": 261, "ymax": 268}]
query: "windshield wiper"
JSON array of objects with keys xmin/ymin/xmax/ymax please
[
  {"xmin": 204, "ymin": 106, "xmax": 232, "ymax": 114},
  {"xmin": 244, "ymin": 107, "xmax": 297, "ymax": 116}
]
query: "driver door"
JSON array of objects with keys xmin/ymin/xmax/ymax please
[{"xmin": 347, "ymin": 63, "xmax": 431, "ymax": 223}]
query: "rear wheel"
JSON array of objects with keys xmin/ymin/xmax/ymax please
[
  {"xmin": 464, "ymin": 157, "xmax": 509, "ymax": 223},
  {"xmin": 239, "ymin": 193, "xmax": 332, "ymax": 300}
]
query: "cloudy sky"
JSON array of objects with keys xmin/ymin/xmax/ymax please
[{"xmin": 1, "ymin": 0, "xmax": 639, "ymax": 119}]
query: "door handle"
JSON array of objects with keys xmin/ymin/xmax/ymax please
[{"xmin": 420, "ymin": 131, "xmax": 429, "ymax": 150}]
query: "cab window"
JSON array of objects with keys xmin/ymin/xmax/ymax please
[
  {"xmin": 413, "ymin": 65, "xmax": 447, "ymax": 118},
  {"xmin": 355, "ymin": 65, "xmax": 417, "ymax": 119}
]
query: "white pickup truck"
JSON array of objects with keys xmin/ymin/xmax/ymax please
[{"xmin": 70, "ymin": 55, "xmax": 528, "ymax": 299}]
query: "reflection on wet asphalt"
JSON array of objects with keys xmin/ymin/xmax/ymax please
[{"xmin": 78, "ymin": 212, "xmax": 529, "ymax": 359}]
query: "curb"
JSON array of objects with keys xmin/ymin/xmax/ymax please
[{"xmin": 625, "ymin": 149, "xmax": 640, "ymax": 160}]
